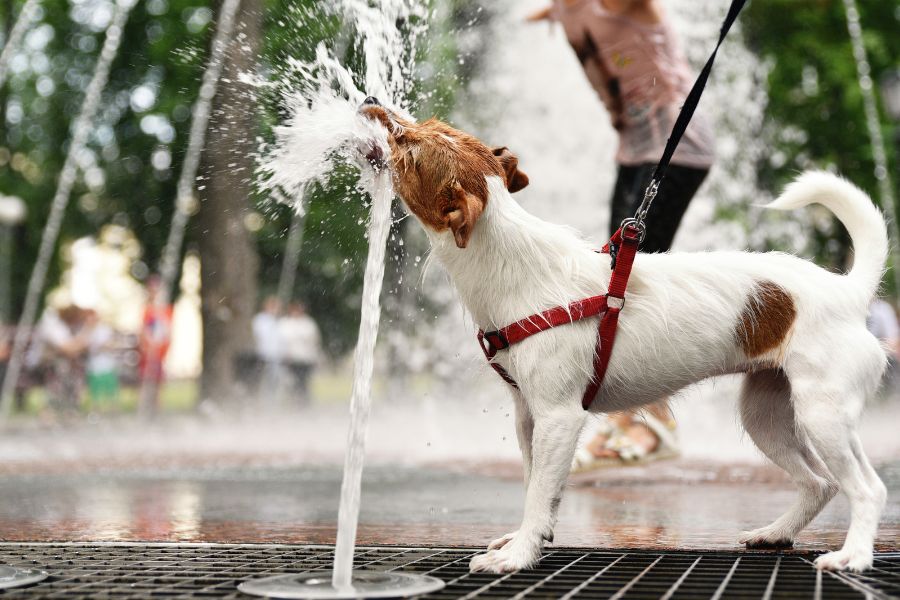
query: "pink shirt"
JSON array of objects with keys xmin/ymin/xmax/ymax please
[{"xmin": 552, "ymin": 0, "xmax": 715, "ymax": 169}]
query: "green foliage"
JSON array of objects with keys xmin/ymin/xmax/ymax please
[
  {"xmin": 0, "ymin": 0, "xmax": 213, "ymax": 313},
  {"xmin": 744, "ymin": 0, "xmax": 899, "ymax": 269}
]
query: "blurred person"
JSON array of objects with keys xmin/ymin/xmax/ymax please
[
  {"xmin": 278, "ymin": 302, "xmax": 321, "ymax": 405},
  {"xmin": 83, "ymin": 309, "xmax": 120, "ymax": 408},
  {"xmin": 529, "ymin": 0, "xmax": 715, "ymax": 468},
  {"xmin": 32, "ymin": 300, "xmax": 90, "ymax": 413},
  {"xmin": 867, "ymin": 298, "xmax": 900, "ymax": 391},
  {"xmin": 253, "ymin": 296, "xmax": 282, "ymax": 363},
  {"xmin": 138, "ymin": 276, "xmax": 173, "ymax": 416},
  {"xmin": 253, "ymin": 296, "xmax": 283, "ymax": 403},
  {"xmin": 0, "ymin": 322, "xmax": 9, "ymax": 388}
]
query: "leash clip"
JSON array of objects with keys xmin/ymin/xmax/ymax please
[{"xmin": 628, "ymin": 178, "xmax": 659, "ymax": 234}]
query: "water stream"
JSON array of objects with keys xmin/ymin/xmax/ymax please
[{"xmin": 331, "ymin": 173, "xmax": 395, "ymax": 590}]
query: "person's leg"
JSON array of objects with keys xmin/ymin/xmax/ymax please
[
  {"xmin": 292, "ymin": 363, "xmax": 312, "ymax": 406},
  {"xmin": 609, "ymin": 164, "xmax": 643, "ymax": 237},
  {"xmin": 630, "ymin": 164, "xmax": 709, "ymax": 253},
  {"xmin": 86, "ymin": 372, "xmax": 100, "ymax": 410}
]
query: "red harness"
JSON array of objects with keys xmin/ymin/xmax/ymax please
[{"xmin": 476, "ymin": 224, "xmax": 641, "ymax": 410}]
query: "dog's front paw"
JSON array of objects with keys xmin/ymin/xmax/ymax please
[
  {"xmin": 469, "ymin": 542, "xmax": 541, "ymax": 574},
  {"xmin": 487, "ymin": 531, "xmax": 518, "ymax": 551},
  {"xmin": 738, "ymin": 527, "xmax": 794, "ymax": 549},
  {"xmin": 815, "ymin": 549, "xmax": 873, "ymax": 572}
]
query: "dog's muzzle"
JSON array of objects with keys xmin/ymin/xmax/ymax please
[{"xmin": 359, "ymin": 96, "xmax": 388, "ymax": 169}]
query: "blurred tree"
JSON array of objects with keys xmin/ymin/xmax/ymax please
[
  {"xmin": 744, "ymin": 0, "xmax": 899, "ymax": 273},
  {"xmin": 194, "ymin": 0, "xmax": 261, "ymax": 405}
]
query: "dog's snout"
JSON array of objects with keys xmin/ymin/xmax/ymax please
[{"xmin": 362, "ymin": 96, "xmax": 380, "ymax": 107}]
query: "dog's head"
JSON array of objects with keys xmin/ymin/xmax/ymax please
[{"xmin": 359, "ymin": 96, "xmax": 528, "ymax": 248}]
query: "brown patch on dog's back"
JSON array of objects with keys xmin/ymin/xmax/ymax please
[{"xmin": 736, "ymin": 281, "xmax": 796, "ymax": 357}]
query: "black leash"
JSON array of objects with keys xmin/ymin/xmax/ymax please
[{"xmin": 625, "ymin": 0, "xmax": 749, "ymax": 236}]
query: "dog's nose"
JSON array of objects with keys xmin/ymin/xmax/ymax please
[{"xmin": 362, "ymin": 96, "xmax": 380, "ymax": 107}]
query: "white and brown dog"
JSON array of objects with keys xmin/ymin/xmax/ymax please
[{"xmin": 360, "ymin": 97, "xmax": 888, "ymax": 574}]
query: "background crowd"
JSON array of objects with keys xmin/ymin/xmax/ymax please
[{"xmin": 0, "ymin": 286, "xmax": 321, "ymax": 417}]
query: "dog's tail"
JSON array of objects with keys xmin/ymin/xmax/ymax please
[{"xmin": 766, "ymin": 170, "xmax": 888, "ymax": 298}]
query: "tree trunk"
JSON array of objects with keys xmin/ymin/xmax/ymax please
[{"xmin": 196, "ymin": 0, "xmax": 262, "ymax": 405}]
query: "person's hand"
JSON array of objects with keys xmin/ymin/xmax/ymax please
[{"xmin": 526, "ymin": 5, "xmax": 553, "ymax": 22}]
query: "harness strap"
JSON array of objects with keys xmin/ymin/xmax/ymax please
[
  {"xmin": 581, "ymin": 224, "xmax": 640, "ymax": 409},
  {"xmin": 476, "ymin": 223, "xmax": 641, "ymax": 410},
  {"xmin": 478, "ymin": 295, "xmax": 609, "ymax": 388},
  {"xmin": 477, "ymin": 329, "xmax": 520, "ymax": 389}
]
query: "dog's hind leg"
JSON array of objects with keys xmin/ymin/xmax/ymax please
[
  {"xmin": 488, "ymin": 393, "xmax": 534, "ymax": 551},
  {"xmin": 471, "ymin": 401, "xmax": 585, "ymax": 573},
  {"xmin": 738, "ymin": 369, "xmax": 838, "ymax": 548},
  {"xmin": 790, "ymin": 376, "xmax": 886, "ymax": 572}
]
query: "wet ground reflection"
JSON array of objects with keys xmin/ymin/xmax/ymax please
[{"xmin": 0, "ymin": 461, "xmax": 897, "ymax": 551}]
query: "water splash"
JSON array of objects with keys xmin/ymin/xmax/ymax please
[
  {"xmin": 256, "ymin": 53, "xmax": 392, "ymax": 209},
  {"xmin": 255, "ymin": 0, "xmax": 426, "ymax": 211}
]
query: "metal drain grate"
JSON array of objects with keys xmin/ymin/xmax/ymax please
[{"xmin": 0, "ymin": 543, "xmax": 896, "ymax": 599}]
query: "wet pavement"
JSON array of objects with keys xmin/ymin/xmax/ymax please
[
  {"xmin": 1, "ymin": 394, "xmax": 898, "ymax": 556},
  {"xmin": 0, "ymin": 460, "xmax": 897, "ymax": 552}
]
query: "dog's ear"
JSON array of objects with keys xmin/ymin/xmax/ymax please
[
  {"xmin": 444, "ymin": 181, "xmax": 484, "ymax": 249},
  {"xmin": 492, "ymin": 147, "xmax": 529, "ymax": 193}
]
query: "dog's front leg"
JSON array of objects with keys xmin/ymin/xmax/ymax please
[
  {"xmin": 488, "ymin": 393, "xmax": 533, "ymax": 552},
  {"xmin": 471, "ymin": 403, "xmax": 585, "ymax": 573}
]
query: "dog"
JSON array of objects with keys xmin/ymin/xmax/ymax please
[{"xmin": 359, "ymin": 96, "xmax": 888, "ymax": 574}]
